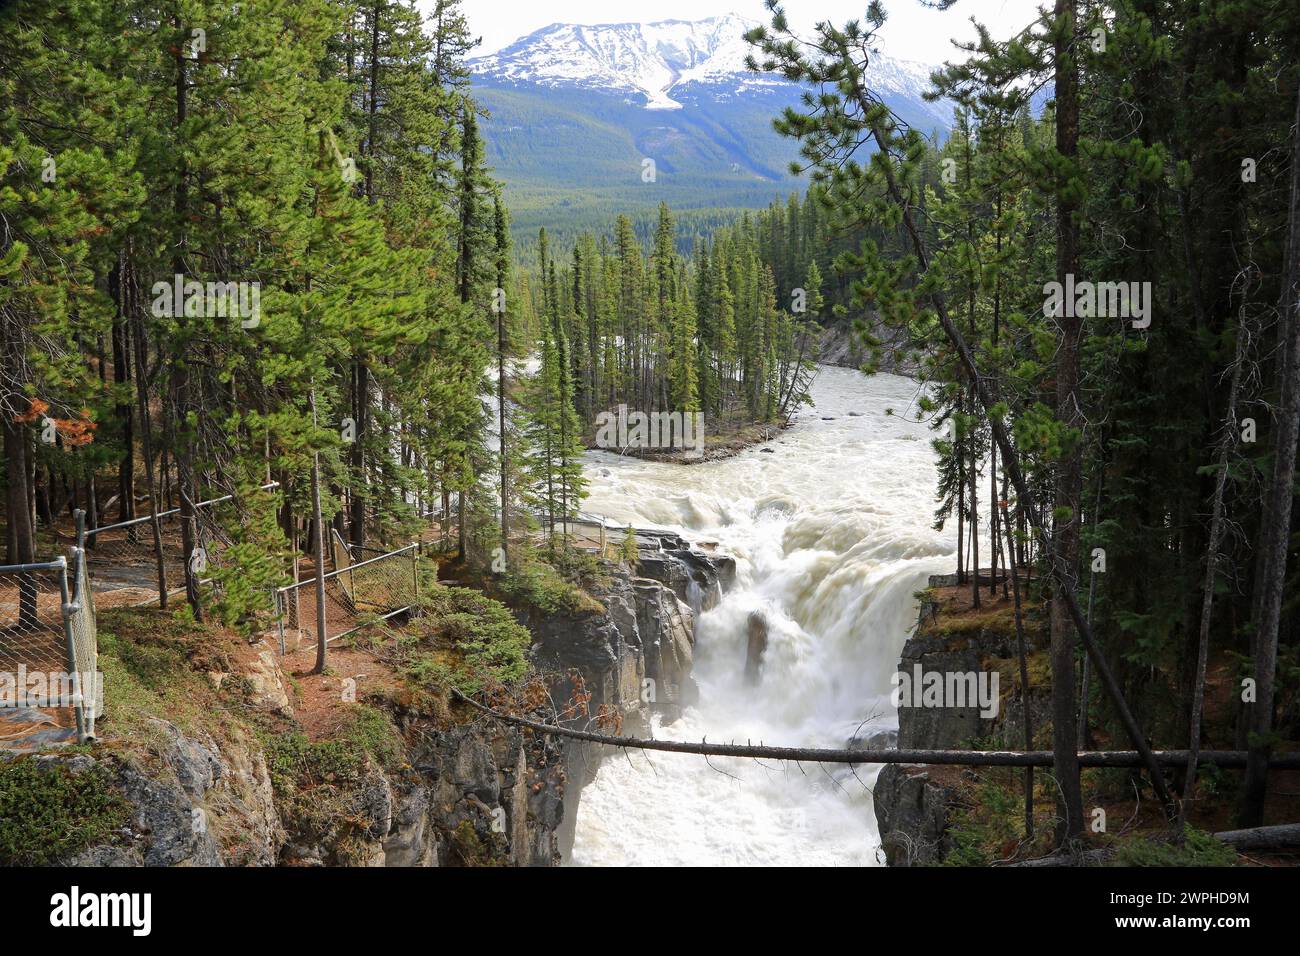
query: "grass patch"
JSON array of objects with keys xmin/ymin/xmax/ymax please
[
  {"xmin": 0, "ymin": 757, "xmax": 131, "ymax": 865},
  {"xmin": 987, "ymin": 648, "xmax": 1053, "ymax": 699},
  {"xmin": 941, "ymin": 776, "xmax": 1049, "ymax": 865},
  {"xmin": 95, "ymin": 606, "xmax": 272, "ymax": 744},
  {"xmin": 95, "ymin": 607, "xmax": 217, "ymax": 741}
]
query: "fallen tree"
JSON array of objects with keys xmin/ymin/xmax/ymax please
[
  {"xmin": 453, "ymin": 691, "xmax": 1300, "ymax": 769},
  {"xmin": 1213, "ymin": 823, "xmax": 1300, "ymax": 851}
]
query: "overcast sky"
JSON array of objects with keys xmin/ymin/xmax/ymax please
[{"xmin": 428, "ymin": 0, "xmax": 1047, "ymax": 66}]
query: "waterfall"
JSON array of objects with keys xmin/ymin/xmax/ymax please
[{"xmin": 570, "ymin": 367, "xmax": 956, "ymax": 865}]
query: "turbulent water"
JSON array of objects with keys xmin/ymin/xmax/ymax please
[{"xmin": 569, "ymin": 366, "xmax": 958, "ymax": 866}]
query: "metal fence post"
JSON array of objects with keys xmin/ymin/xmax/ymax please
[
  {"xmin": 273, "ymin": 587, "xmax": 285, "ymax": 655},
  {"xmin": 56, "ymin": 554, "xmax": 87, "ymax": 743}
]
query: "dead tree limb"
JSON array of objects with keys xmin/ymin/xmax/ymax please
[{"xmin": 452, "ymin": 690, "xmax": 1300, "ymax": 769}]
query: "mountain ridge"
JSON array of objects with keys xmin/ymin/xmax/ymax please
[
  {"xmin": 470, "ymin": 13, "xmax": 949, "ymax": 120},
  {"xmin": 469, "ymin": 15, "xmax": 955, "ymax": 241}
]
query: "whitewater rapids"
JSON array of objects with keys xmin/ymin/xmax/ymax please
[{"xmin": 569, "ymin": 366, "xmax": 958, "ymax": 866}]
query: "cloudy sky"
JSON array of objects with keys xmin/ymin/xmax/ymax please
[{"xmin": 429, "ymin": 0, "xmax": 1047, "ymax": 66}]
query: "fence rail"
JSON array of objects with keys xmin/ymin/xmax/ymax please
[
  {"xmin": 0, "ymin": 511, "xmax": 100, "ymax": 743},
  {"xmin": 273, "ymin": 540, "xmax": 420, "ymax": 653}
]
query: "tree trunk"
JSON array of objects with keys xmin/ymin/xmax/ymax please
[
  {"xmin": 956, "ymin": 434, "xmax": 965, "ymax": 583},
  {"xmin": 310, "ymin": 390, "xmax": 329, "ymax": 674},
  {"xmin": 1048, "ymin": 0, "xmax": 1085, "ymax": 843},
  {"xmin": 1214, "ymin": 823, "xmax": 1300, "ymax": 851},
  {"xmin": 1078, "ymin": 471, "xmax": 1104, "ymax": 749},
  {"xmin": 2, "ymin": 417, "xmax": 36, "ymax": 625},
  {"xmin": 1240, "ymin": 80, "xmax": 1300, "ymax": 826},
  {"xmin": 498, "ymin": 303, "xmax": 509, "ymax": 560},
  {"xmin": 110, "ymin": 252, "xmax": 135, "ymax": 530},
  {"xmin": 1183, "ymin": 311, "xmax": 1251, "ymax": 822},
  {"xmin": 130, "ymin": 268, "xmax": 168, "ymax": 607},
  {"xmin": 349, "ymin": 360, "xmax": 368, "ymax": 549},
  {"xmin": 969, "ymin": 388, "xmax": 980, "ymax": 609},
  {"xmin": 1003, "ymin": 493, "xmax": 1034, "ymax": 839}
]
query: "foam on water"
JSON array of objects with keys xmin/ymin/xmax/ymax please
[{"xmin": 570, "ymin": 367, "xmax": 957, "ymax": 866}]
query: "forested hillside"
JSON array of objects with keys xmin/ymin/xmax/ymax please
[{"xmin": 467, "ymin": 14, "xmax": 953, "ymax": 244}]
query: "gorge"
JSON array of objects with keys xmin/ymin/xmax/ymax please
[{"xmin": 568, "ymin": 365, "xmax": 956, "ymax": 865}]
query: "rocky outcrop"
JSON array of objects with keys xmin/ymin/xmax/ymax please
[
  {"xmin": 872, "ymin": 574, "xmax": 1048, "ymax": 866},
  {"xmin": 632, "ymin": 530, "xmax": 735, "ymax": 615},
  {"xmin": 529, "ymin": 530, "xmax": 730, "ymax": 721},
  {"xmin": 529, "ymin": 531, "xmax": 731, "ymax": 858},
  {"xmin": 818, "ymin": 317, "xmax": 920, "ymax": 376},
  {"xmin": 873, "ymin": 765, "xmax": 960, "ymax": 866},
  {"xmin": 60, "ymin": 717, "xmax": 280, "ymax": 867},
  {"xmin": 745, "ymin": 610, "xmax": 768, "ymax": 685},
  {"xmin": 404, "ymin": 720, "xmax": 568, "ymax": 867}
]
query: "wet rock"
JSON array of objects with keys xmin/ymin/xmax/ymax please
[
  {"xmin": 745, "ymin": 610, "xmax": 768, "ymax": 685},
  {"xmin": 634, "ymin": 579, "xmax": 697, "ymax": 707},
  {"xmin": 847, "ymin": 727, "xmax": 897, "ymax": 750}
]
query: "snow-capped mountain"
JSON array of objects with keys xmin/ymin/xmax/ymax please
[
  {"xmin": 469, "ymin": 15, "xmax": 954, "ymax": 240},
  {"xmin": 471, "ymin": 14, "xmax": 946, "ymax": 119}
]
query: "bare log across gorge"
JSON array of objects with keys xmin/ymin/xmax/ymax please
[{"xmin": 452, "ymin": 693, "xmax": 1300, "ymax": 769}]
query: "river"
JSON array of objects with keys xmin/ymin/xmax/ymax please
[{"xmin": 569, "ymin": 366, "xmax": 959, "ymax": 865}]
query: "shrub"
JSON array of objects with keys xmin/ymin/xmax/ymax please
[
  {"xmin": 405, "ymin": 586, "xmax": 532, "ymax": 692},
  {"xmin": 499, "ymin": 557, "xmax": 603, "ymax": 616}
]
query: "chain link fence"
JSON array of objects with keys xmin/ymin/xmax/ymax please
[
  {"xmin": 0, "ymin": 511, "xmax": 100, "ymax": 743},
  {"xmin": 273, "ymin": 537, "xmax": 420, "ymax": 653},
  {"xmin": 80, "ymin": 482, "xmax": 278, "ymax": 604}
]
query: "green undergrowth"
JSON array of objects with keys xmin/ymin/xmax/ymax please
[
  {"xmin": 95, "ymin": 606, "xmax": 273, "ymax": 748},
  {"xmin": 391, "ymin": 586, "xmax": 533, "ymax": 695},
  {"xmin": 1111, "ymin": 828, "xmax": 1237, "ymax": 866},
  {"xmin": 449, "ymin": 819, "xmax": 508, "ymax": 866},
  {"xmin": 0, "ymin": 757, "xmax": 131, "ymax": 865},
  {"xmin": 941, "ymin": 773, "xmax": 1055, "ymax": 865},
  {"xmin": 498, "ymin": 551, "xmax": 606, "ymax": 616},
  {"xmin": 937, "ymin": 769, "xmax": 1240, "ymax": 867}
]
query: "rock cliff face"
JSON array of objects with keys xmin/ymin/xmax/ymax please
[
  {"xmin": 44, "ymin": 530, "xmax": 731, "ymax": 868},
  {"xmin": 872, "ymin": 574, "xmax": 1048, "ymax": 866},
  {"xmin": 529, "ymin": 530, "xmax": 734, "ymax": 857}
]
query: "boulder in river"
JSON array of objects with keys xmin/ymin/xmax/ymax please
[{"xmin": 745, "ymin": 610, "xmax": 768, "ymax": 685}]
